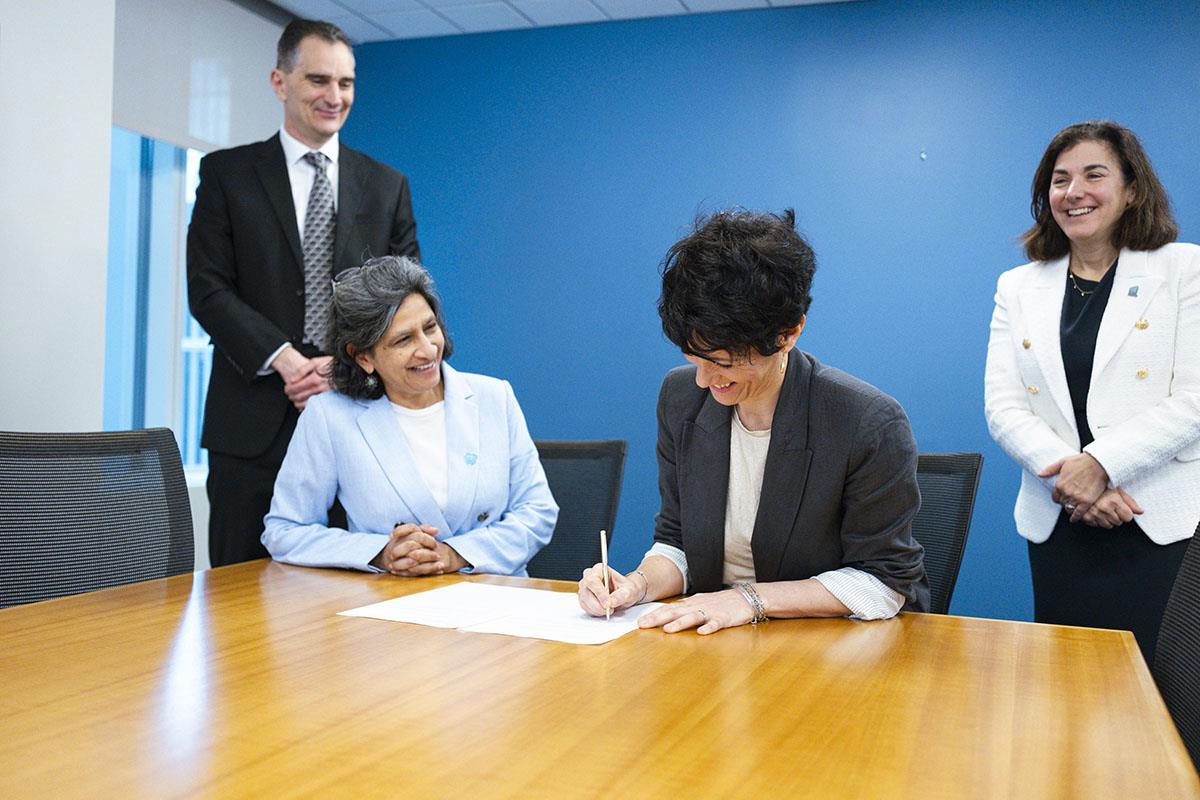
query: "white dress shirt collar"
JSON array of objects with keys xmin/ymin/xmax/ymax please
[{"xmin": 279, "ymin": 126, "xmax": 339, "ymax": 166}]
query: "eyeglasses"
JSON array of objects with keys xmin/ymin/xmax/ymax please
[{"xmin": 332, "ymin": 266, "xmax": 363, "ymax": 286}]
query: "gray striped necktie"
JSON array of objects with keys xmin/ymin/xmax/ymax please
[{"xmin": 302, "ymin": 151, "xmax": 335, "ymax": 352}]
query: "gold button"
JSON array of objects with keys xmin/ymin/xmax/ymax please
[
  {"xmin": 1136, "ymin": 368, "xmax": 1149, "ymax": 380},
  {"xmin": 1135, "ymin": 319, "xmax": 1149, "ymax": 330},
  {"xmin": 1027, "ymin": 385, "xmax": 1040, "ymax": 395},
  {"xmin": 1022, "ymin": 338, "xmax": 1032, "ymax": 349}
]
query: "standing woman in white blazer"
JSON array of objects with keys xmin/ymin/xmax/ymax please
[
  {"xmin": 263, "ymin": 256, "xmax": 558, "ymax": 576},
  {"xmin": 985, "ymin": 120, "xmax": 1200, "ymax": 662}
]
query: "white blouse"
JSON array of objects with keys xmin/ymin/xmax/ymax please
[{"xmin": 390, "ymin": 400, "xmax": 448, "ymax": 512}]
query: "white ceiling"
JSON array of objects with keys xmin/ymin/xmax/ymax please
[{"xmin": 270, "ymin": 0, "xmax": 855, "ymax": 43}]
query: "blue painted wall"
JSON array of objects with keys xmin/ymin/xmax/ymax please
[{"xmin": 347, "ymin": 0, "xmax": 1200, "ymax": 620}]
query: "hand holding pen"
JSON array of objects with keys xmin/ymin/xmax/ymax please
[{"xmin": 577, "ymin": 530, "xmax": 646, "ymax": 618}]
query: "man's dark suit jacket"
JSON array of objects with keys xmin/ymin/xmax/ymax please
[
  {"xmin": 654, "ymin": 348, "xmax": 930, "ymax": 610},
  {"xmin": 186, "ymin": 133, "xmax": 420, "ymax": 459}
]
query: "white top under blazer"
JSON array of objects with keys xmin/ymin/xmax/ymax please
[{"xmin": 985, "ymin": 243, "xmax": 1200, "ymax": 544}]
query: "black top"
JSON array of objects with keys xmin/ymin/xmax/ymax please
[{"xmin": 1059, "ymin": 260, "xmax": 1118, "ymax": 448}]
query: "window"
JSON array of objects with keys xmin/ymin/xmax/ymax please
[
  {"xmin": 104, "ymin": 128, "xmax": 212, "ymax": 477},
  {"xmin": 180, "ymin": 150, "xmax": 210, "ymax": 471}
]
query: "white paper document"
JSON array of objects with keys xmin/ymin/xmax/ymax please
[{"xmin": 339, "ymin": 582, "xmax": 663, "ymax": 645}]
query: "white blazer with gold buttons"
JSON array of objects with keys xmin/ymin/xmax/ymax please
[{"xmin": 985, "ymin": 242, "xmax": 1200, "ymax": 544}]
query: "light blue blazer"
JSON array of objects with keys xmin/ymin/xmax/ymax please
[{"xmin": 262, "ymin": 363, "xmax": 558, "ymax": 574}]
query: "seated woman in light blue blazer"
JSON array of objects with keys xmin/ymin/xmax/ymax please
[{"xmin": 263, "ymin": 256, "xmax": 558, "ymax": 576}]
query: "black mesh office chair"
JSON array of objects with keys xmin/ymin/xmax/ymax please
[
  {"xmin": 0, "ymin": 428, "xmax": 194, "ymax": 608},
  {"xmin": 1153, "ymin": 525, "xmax": 1200, "ymax": 771},
  {"xmin": 526, "ymin": 439, "xmax": 626, "ymax": 581},
  {"xmin": 912, "ymin": 452, "xmax": 983, "ymax": 614}
]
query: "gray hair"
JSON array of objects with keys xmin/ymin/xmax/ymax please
[{"xmin": 329, "ymin": 256, "xmax": 453, "ymax": 399}]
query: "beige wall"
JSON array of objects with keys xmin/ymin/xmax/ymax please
[
  {"xmin": 113, "ymin": 0, "xmax": 282, "ymax": 152},
  {"xmin": 0, "ymin": 0, "xmax": 283, "ymax": 565},
  {"xmin": 0, "ymin": 0, "xmax": 282, "ymax": 434},
  {"xmin": 0, "ymin": 0, "xmax": 116, "ymax": 432}
]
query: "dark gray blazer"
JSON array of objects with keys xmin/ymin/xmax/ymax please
[{"xmin": 653, "ymin": 349, "xmax": 929, "ymax": 610}]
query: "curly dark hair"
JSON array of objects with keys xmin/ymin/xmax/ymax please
[
  {"xmin": 1022, "ymin": 120, "xmax": 1177, "ymax": 262},
  {"xmin": 658, "ymin": 209, "xmax": 815, "ymax": 359},
  {"xmin": 329, "ymin": 256, "xmax": 453, "ymax": 400}
]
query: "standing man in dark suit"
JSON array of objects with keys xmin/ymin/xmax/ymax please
[{"xmin": 187, "ymin": 19, "xmax": 420, "ymax": 567}]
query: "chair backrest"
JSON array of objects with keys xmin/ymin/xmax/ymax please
[
  {"xmin": 912, "ymin": 452, "xmax": 983, "ymax": 614},
  {"xmin": 1153, "ymin": 526, "xmax": 1200, "ymax": 772},
  {"xmin": 0, "ymin": 428, "xmax": 194, "ymax": 608},
  {"xmin": 526, "ymin": 439, "xmax": 627, "ymax": 582}
]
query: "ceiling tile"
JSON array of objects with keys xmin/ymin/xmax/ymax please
[
  {"xmin": 510, "ymin": 0, "xmax": 608, "ymax": 27},
  {"xmin": 436, "ymin": 3, "xmax": 534, "ymax": 33},
  {"xmin": 282, "ymin": 0, "xmax": 855, "ymax": 40},
  {"xmin": 419, "ymin": 0, "xmax": 512, "ymax": 6},
  {"xmin": 589, "ymin": 0, "xmax": 686, "ymax": 20},
  {"xmin": 369, "ymin": 8, "xmax": 464, "ymax": 37},
  {"xmin": 273, "ymin": 0, "xmax": 349, "ymax": 19},
  {"xmin": 336, "ymin": 0, "xmax": 425, "ymax": 12},
  {"xmin": 683, "ymin": 0, "xmax": 767, "ymax": 11},
  {"xmin": 326, "ymin": 14, "xmax": 394, "ymax": 43}
]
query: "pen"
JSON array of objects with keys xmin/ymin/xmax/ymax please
[{"xmin": 600, "ymin": 529, "xmax": 610, "ymax": 621}]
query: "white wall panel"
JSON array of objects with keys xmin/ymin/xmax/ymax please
[
  {"xmin": 113, "ymin": 0, "xmax": 283, "ymax": 153},
  {"xmin": 0, "ymin": 0, "xmax": 116, "ymax": 432}
]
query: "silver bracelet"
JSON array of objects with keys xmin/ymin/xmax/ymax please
[
  {"xmin": 632, "ymin": 569, "xmax": 649, "ymax": 604},
  {"xmin": 733, "ymin": 582, "xmax": 768, "ymax": 624}
]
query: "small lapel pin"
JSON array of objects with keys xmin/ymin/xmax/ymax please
[
  {"xmin": 1128, "ymin": 286, "xmax": 1139, "ymax": 297},
  {"xmin": 477, "ymin": 511, "xmax": 489, "ymax": 522},
  {"xmin": 465, "ymin": 452, "xmax": 477, "ymax": 465}
]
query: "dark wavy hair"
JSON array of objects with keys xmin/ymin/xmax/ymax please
[
  {"xmin": 658, "ymin": 209, "xmax": 815, "ymax": 359},
  {"xmin": 1022, "ymin": 120, "xmax": 1177, "ymax": 262},
  {"xmin": 329, "ymin": 256, "xmax": 453, "ymax": 400},
  {"xmin": 276, "ymin": 19, "xmax": 352, "ymax": 72}
]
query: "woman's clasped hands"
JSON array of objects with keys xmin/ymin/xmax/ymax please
[
  {"xmin": 1075, "ymin": 488, "xmax": 1144, "ymax": 529},
  {"xmin": 1039, "ymin": 452, "xmax": 1143, "ymax": 528},
  {"xmin": 371, "ymin": 523, "xmax": 466, "ymax": 576}
]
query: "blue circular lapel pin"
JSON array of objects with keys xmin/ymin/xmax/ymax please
[{"xmin": 465, "ymin": 452, "xmax": 477, "ymax": 465}]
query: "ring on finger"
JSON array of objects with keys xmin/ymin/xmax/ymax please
[{"xmin": 697, "ymin": 609, "xmax": 708, "ymax": 622}]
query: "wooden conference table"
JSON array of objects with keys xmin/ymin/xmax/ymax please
[{"xmin": 2, "ymin": 561, "xmax": 1197, "ymax": 799}]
